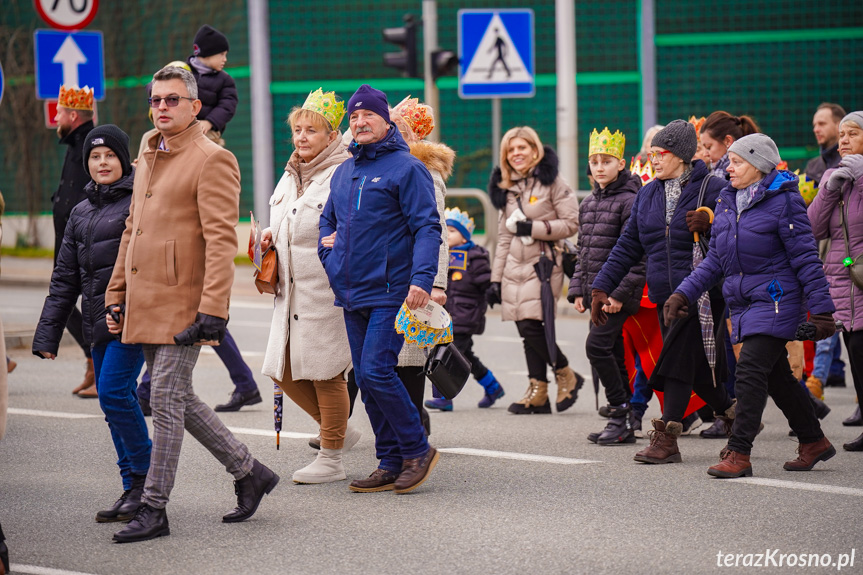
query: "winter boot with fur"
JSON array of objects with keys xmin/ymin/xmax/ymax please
[
  {"xmin": 508, "ymin": 379, "xmax": 551, "ymax": 414},
  {"xmin": 633, "ymin": 419, "xmax": 683, "ymax": 464},
  {"xmin": 707, "ymin": 450, "xmax": 752, "ymax": 478},
  {"xmin": 292, "ymin": 448, "xmax": 346, "ymax": 484},
  {"xmin": 597, "ymin": 403, "xmax": 636, "ymax": 445},
  {"xmin": 554, "ymin": 366, "xmax": 584, "ymax": 412}
]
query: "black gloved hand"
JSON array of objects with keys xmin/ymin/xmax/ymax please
[
  {"xmin": 105, "ymin": 303, "xmax": 126, "ymax": 324},
  {"xmin": 173, "ymin": 313, "xmax": 228, "ymax": 346},
  {"xmin": 810, "ymin": 312, "xmax": 837, "ymax": 341},
  {"xmin": 795, "ymin": 322, "xmax": 817, "ymax": 341},
  {"xmin": 515, "ymin": 219, "xmax": 533, "ymax": 237},
  {"xmin": 663, "ymin": 293, "xmax": 689, "ymax": 326},
  {"xmin": 590, "ymin": 289, "xmax": 609, "ymax": 326},
  {"xmin": 685, "ymin": 210, "xmax": 711, "ymax": 234},
  {"xmin": 486, "ymin": 282, "xmax": 502, "ymax": 308}
]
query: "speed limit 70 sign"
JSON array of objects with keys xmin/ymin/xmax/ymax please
[{"xmin": 34, "ymin": 0, "xmax": 100, "ymax": 31}]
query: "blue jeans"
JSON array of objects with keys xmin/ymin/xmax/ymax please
[
  {"xmin": 91, "ymin": 340, "xmax": 150, "ymax": 489},
  {"xmin": 630, "ymin": 354, "xmax": 652, "ymax": 417},
  {"xmin": 343, "ymin": 307, "xmax": 429, "ymax": 472},
  {"xmin": 812, "ymin": 332, "xmax": 845, "ymax": 382}
]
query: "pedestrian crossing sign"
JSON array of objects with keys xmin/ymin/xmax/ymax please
[{"xmin": 458, "ymin": 9, "xmax": 535, "ymax": 99}]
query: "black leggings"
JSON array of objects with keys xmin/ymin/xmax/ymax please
[
  {"xmin": 842, "ymin": 330, "xmax": 863, "ymax": 406},
  {"xmin": 585, "ymin": 311, "xmax": 631, "ymax": 406},
  {"xmin": 515, "ymin": 319, "xmax": 568, "ymax": 382}
]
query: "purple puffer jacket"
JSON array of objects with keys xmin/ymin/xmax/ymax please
[
  {"xmin": 808, "ymin": 167, "xmax": 863, "ymax": 331},
  {"xmin": 677, "ymin": 170, "xmax": 834, "ymax": 343}
]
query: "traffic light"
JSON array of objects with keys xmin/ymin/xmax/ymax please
[
  {"xmin": 431, "ymin": 49, "xmax": 458, "ymax": 80},
  {"xmin": 382, "ymin": 14, "xmax": 419, "ymax": 78}
]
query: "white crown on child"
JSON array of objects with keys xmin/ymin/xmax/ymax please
[{"xmin": 445, "ymin": 207, "xmax": 475, "ymax": 236}]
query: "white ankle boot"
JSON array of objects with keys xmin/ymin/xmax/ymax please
[
  {"xmin": 343, "ymin": 421, "xmax": 362, "ymax": 452},
  {"xmin": 292, "ymin": 448, "xmax": 346, "ymax": 484}
]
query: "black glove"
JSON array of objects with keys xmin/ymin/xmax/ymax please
[
  {"xmin": 590, "ymin": 289, "xmax": 609, "ymax": 326},
  {"xmin": 515, "ymin": 219, "xmax": 533, "ymax": 237},
  {"xmin": 486, "ymin": 282, "xmax": 502, "ymax": 308},
  {"xmin": 795, "ymin": 322, "xmax": 817, "ymax": 341},
  {"xmin": 685, "ymin": 210, "xmax": 711, "ymax": 234},
  {"xmin": 173, "ymin": 313, "xmax": 228, "ymax": 346},
  {"xmin": 663, "ymin": 293, "xmax": 689, "ymax": 326},
  {"xmin": 105, "ymin": 303, "xmax": 126, "ymax": 324},
  {"xmin": 810, "ymin": 313, "xmax": 837, "ymax": 341}
]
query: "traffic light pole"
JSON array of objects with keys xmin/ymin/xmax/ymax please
[{"xmin": 422, "ymin": 0, "xmax": 440, "ymax": 142}]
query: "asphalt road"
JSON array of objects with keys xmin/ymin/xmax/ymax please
[{"xmin": 1, "ymin": 283, "xmax": 862, "ymax": 575}]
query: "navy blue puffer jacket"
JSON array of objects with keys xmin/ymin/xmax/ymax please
[
  {"xmin": 676, "ymin": 170, "xmax": 834, "ymax": 343},
  {"xmin": 187, "ymin": 57, "xmax": 238, "ymax": 133},
  {"xmin": 33, "ymin": 170, "xmax": 134, "ymax": 355},
  {"xmin": 592, "ymin": 160, "xmax": 724, "ymax": 304},
  {"xmin": 445, "ymin": 243, "xmax": 491, "ymax": 335}
]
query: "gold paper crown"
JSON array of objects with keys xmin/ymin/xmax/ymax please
[
  {"xmin": 302, "ymin": 88, "xmax": 345, "ymax": 131},
  {"xmin": 630, "ymin": 157, "xmax": 656, "ymax": 185},
  {"xmin": 795, "ymin": 170, "xmax": 818, "ymax": 206},
  {"xmin": 688, "ymin": 116, "xmax": 706, "ymax": 136},
  {"xmin": 588, "ymin": 127, "xmax": 625, "ymax": 160},
  {"xmin": 58, "ymin": 85, "xmax": 94, "ymax": 111},
  {"xmin": 393, "ymin": 96, "xmax": 435, "ymax": 140}
]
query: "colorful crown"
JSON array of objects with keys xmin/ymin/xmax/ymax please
[
  {"xmin": 302, "ymin": 88, "xmax": 345, "ymax": 131},
  {"xmin": 445, "ymin": 207, "xmax": 475, "ymax": 236},
  {"xmin": 688, "ymin": 116, "xmax": 706, "ymax": 136},
  {"xmin": 393, "ymin": 96, "xmax": 435, "ymax": 140},
  {"xmin": 796, "ymin": 170, "xmax": 818, "ymax": 205},
  {"xmin": 630, "ymin": 157, "xmax": 656, "ymax": 185},
  {"xmin": 58, "ymin": 85, "xmax": 94, "ymax": 111},
  {"xmin": 588, "ymin": 127, "xmax": 625, "ymax": 160}
]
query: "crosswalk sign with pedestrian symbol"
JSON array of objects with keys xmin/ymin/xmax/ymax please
[{"xmin": 458, "ymin": 9, "xmax": 534, "ymax": 99}]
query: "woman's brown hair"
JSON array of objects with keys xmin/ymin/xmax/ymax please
[{"xmin": 702, "ymin": 111, "xmax": 760, "ymax": 143}]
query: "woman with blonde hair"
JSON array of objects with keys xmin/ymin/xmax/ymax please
[{"xmin": 487, "ymin": 126, "xmax": 583, "ymax": 414}]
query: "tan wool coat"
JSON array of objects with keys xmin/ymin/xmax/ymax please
[{"xmin": 106, "ymin": 121, "xmax": 240, "ymax": 344}]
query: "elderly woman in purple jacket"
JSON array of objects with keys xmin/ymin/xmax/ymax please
[
  {"xmin": 667, "ymin": 133, "xmax": 837, "ymax": 478},
  {"xmin": 808, "ymin": 111, "xmax": 863, "ymax": 452}
]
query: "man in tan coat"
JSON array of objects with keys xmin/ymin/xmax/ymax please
[{"xmin": 105, "ymin": 66, "xmax": 278, "ymax": 543}]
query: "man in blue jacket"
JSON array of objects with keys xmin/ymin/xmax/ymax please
[{"xmin": 319, "ymin": 84, "xmax": 442, "ymax": 494}]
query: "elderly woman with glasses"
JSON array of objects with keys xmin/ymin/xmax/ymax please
[{"xmin": 592, "ymin": 120, "xmax": 736, "ymax": 466}]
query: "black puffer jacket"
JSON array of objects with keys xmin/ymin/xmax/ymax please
[
  {"xmin": 53, "ymin": 120, "xmax": 95, "ymax": 259},
  {"xmin": 33, "ymin": 170, "xmax": 134, "ymax": 356},
  {"xmin": 444, "ymin": 244, "xmax": 492, "ymax": 335},
  {"xmin": 569, "ymin": 169, "xmax": 645, "ymax": 315},
  {"xmin": 187, "ymin": 57, "xmax": 238, "ymax": 133}
]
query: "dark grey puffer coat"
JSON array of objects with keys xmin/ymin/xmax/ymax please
[{"xmin": 569, "ymin": 169, "xmax": 645, "ymax": 315}]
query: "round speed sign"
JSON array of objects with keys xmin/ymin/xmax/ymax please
[{"xmin": 34, "ymin": 0, "xmax": 100, "ymax": 31}]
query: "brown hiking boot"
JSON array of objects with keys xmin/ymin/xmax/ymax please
[
  {"xmin": 707, "ymin": 450, "xmax": 752, "ymax": 478},
  {"xmin": 783, "ymin": 437, "xmax": 836, "ymax": 471},
  {"xmin": 507, "ymin": 379, "xmax": 551, "ymax": 414},
  {"xmin": 394, "ymin": 447, "xmax": 440, "ymax": 494},
  {"xmin": 349, "ymin": 468, "xmax": 400, "ymax": 492},
  {"xmin": 634, "ymin": 419, "xmax": 683, "ymax": 464},
  {"xmin": 554, "ymin": 366, "xmax": 584, "ymax": 412},
  {"xmin": 805, "ymin": 375, "xmax": 824, "ymax": 401}
]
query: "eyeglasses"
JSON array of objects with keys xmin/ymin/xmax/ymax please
[
  {"xmin": 148, "ymin": 96, "xmax": 194, "ymax": 108},
  {"xmin": 648, "ymin": 151, "xmax": 674, "ymax": 162}
]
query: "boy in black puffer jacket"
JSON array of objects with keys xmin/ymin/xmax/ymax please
[
  {"xmin": 425, "ymin": 208, "xmax": 505, "ymax": 411},
  {"xmin": 33, "ymin": 125, "xmax": 152, "ymax": 525},
  {"xmin": 187, "ymin": 25, "xmax": 238, "ymax": 146},
  {"xmin": 569, "ymin": 128, "xmax": 646, "ymax": 444}
]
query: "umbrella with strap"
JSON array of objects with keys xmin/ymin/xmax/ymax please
[
  {"xmin": 274, "ymin": 381, "xmax": 283, "ymax": 450},
  {"xmin": 534, "ymin": 242, "xmax": 558, "ymax": 368}
]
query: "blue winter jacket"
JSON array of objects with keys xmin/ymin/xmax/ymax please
[
  {"xmin": 592, "ymin": 159, "xmax": 724, "ymax": 303},
  {"xmin": 676, "ymin": 170, "xmax": 835, "ymax": 343},
  {"xmin": 319, "ymin": 125, "xmax": 442, "ymax": 311}
]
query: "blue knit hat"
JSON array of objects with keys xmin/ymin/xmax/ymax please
[{"xmin": 347, "ymin": 84, "xmax": 390, "ymax": 123}]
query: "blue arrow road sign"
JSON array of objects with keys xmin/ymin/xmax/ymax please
[
  {"xmin": 458, "ymin": 9, "xmax": 534, "ymax": 99},
  {"xmin": 34, "ymin": 29, "xmax": 105, "ymax": 100}
]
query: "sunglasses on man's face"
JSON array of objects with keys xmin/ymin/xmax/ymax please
[{"xmin": 148, "ymin": 96, "xmax": 194, "ymax": 108}]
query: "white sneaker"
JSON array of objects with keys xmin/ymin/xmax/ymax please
[{"xmin": 292, "ymin": 448, "xmax": 346, "ymax": 484}]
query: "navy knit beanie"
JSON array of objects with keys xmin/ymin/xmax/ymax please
[
  {"xmin": 193, "ymin": 25, "xmax": 230, "ymax": 58},
  {"xmin": 347, "ymin": 84, "xmax": 390, "ymax": 123},
  {"xmin": 652, "ymin": 119, "xmax": 698, "ymax": 163},
  {"xmin": 83, "ymin": 125, "xmax": 132, "ymax": 177}
]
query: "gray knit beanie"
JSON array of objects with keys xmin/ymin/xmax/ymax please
[
  {"xmin": 841, "ymin": 111, "xmax": 863, "ymax": 130},
  {"xmin": 651, "ymin": 119, "xmax": 697, "ymax": 163},
  {"xmin": 728, "ymin": 133, "xmax": 780, "ymax": 175}
]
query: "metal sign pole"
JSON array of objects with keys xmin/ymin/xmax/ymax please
[
  {"xmin": 555, "ymin": 0, "xmax": 578, "ymax": 189},
  {"xmin": 248, "ymin": 0, "xmax": 274, "ymax": 228},
  {"xmin": 422, "ymin": 0, "xmax": 440, "ymax": 142}
]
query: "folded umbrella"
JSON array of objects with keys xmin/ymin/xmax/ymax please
[
  {"xmin": 274, "ymin": 382, "xmax": 283, "ymax": 450},
  {"xmin": 534, "ymin": 244, "xmax": 558, "ymax": 368}
]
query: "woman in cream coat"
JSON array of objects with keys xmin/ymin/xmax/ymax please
[{"xmin": 260, "ymin": 89, "xmax": 359, "ymax": 483}]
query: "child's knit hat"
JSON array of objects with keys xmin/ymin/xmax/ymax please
[
  {"xmin": 193, "ymin": 25, "xmax": 230, "ymax": 58},
  {"xmin": 445, "ymin": 207, "xmax": 475, "ymax": 241}
]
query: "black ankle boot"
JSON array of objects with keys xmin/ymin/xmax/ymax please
[
  {"xmin": 597, "ymin": 403, "xmax": 636, "ymax": 445},
  {"xmin": 96, "ymin": 474, "xmax": 147, "ymax": 523},
  {"xmin": 112, "ymin": 504, "xmax": 169, "ymax": 543},
  {"xmin": 843, "ymin": 432, "xmax": 863, "ymax": 452},
  {"xmin": 843, "ymin": 405, "xmax": 862, "ymax": 426},
  {"xmin": 809, "ymin": 394, "xmax": 831, "ymax": 420},
  {"xmin": 222, "ymin": 460, "xmax": 279, "ymax": 523}
]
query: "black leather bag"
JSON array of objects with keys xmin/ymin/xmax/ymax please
[{"xmin": 424, "ymin": 343, "xmax": 471, "ymax": 400}]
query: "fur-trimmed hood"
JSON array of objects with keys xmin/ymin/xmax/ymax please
[
  {"xmin": 410, "ymin": 140, "xmax": 456, "ymax": 182},
  {"xmin": 488, "ymin": 145, "xmax": 559, "ymax": 209}
]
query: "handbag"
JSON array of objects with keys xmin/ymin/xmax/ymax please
[
  {"xmin": 839, "ymin": 192, "xmax": 863, "ymax": 290},
  {"xmin": 560, "ymin": 238, "xmax": 578, "ymax": 278},
  {"xmin": 424, "ymin": 342, "xmax": 471, "ymax": 400},
  {"xmin": 255, "ymin": 247, "xmax": 279, "ymax": 295}
]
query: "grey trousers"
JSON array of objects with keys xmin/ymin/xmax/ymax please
[{"xmin": 141, "ymin": 344, "xmax": 254, "ymax": 509}]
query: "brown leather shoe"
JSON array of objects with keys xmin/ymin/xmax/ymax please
[
  {"xmin": 783, "ymin": 437, "xmax": 836, "ymax": 471},
  {"xmin": 707, "ymin": 450, "xmax": 752, "ymax": 478},
  {"xmin": 634, "ymin": 419, "xmax": 682, "ymax": 464},
  {"xmin": 394, "ymin": 447, "xmax": 440, "ymax": 494},
  {"xmin": 349, "ymin": 468, "xmax": 400, "ymax": 493},
  {"xmin": 72, "ymin": 358, "xmax": 95, "ymax": 394}
]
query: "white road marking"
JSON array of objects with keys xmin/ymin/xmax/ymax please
[
  {"xmin": 12, "ymin": 564, "xmax": 97, "ymax": 575},
  {"xmin": 734, "ymin": 477, "xmax": 863, "ymax": 497},
  {"xmin": 8, "ymin": 408, "xmax": 100, "ymax": 419},
  {"xmin": 227, "ymin": 426, "xmax": 315, "ymax": 440},
  {"xmin": 438, "ymin": 447, "xmax": 600, "ymax": 465}
]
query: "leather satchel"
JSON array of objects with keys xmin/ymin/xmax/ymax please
[
  {"xmin": 424, "ymin": 342, "xmax": 471, "ymax": 400},
  {"xmin": 255, "ymin": 247, "xmax": 279, "ymax": 295}
]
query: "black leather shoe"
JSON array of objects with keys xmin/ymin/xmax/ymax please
[
  {"xmin": 214, "ymin": 389, "xmax": 263, "ymax": 412},
  {"xmin": 700, "ymin": 418, "xmax": 731, "ymax": 438},
  {"xmin": 843, "ymin": 406, "xmax": 862, "ymax": 427},
  {"xmin": 222, "ymin": 460, "xmax": 279, "ymax": 523},
  {"xmin": 112, "ymin": 504, "xmax": 169, "ymax": 543},
  {"xmin": 825, "ymin": 374, "xmax": 846, "ymax": 387},
  {"xmin": 809, "ymin": 393, "xmax": 831, "ymax": 420},
  {"xmin": 843, "ymin": 432, "xmax": 863, "ymax": 452},
  {"xmin": 96, "ymin": 474, "xmax": 146, "ymax": 523}
]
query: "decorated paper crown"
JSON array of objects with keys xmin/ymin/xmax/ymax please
[
  {"xmin": 688, "ymin": 116, "xmax": 706, "ymax": 136},
  {"xmin": 630, "ymin": 157, "xmax": 656, "ymax": 184},
  {"xmin": 588, "ymin": 127, "xmax": 625, "ymax": 160},
  {"xmin": 795, "ymin": 170, "xmax": 818, "ymax": 205},
  {"xmin": 395, "ymin": 301, "xmax": 453, "ymax": 349},
  {"xmin": 58, "ymin": 85, "xmax": 94, "ymax": 111},
  {"xmin": 444, "ymin": 207, "xmax": 475, "ymax": 237},
  {"xmin": 393, "ymin": 96, "xmax": 435, "ymax": 140},
  {"xmin": 302, "ymin": 88, "xmax": 345, "ymax": 131}
]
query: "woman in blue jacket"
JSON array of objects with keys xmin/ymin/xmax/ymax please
[{"xmin": 668, "ymin": 133, "xmax": 837, "ymax": 478}]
